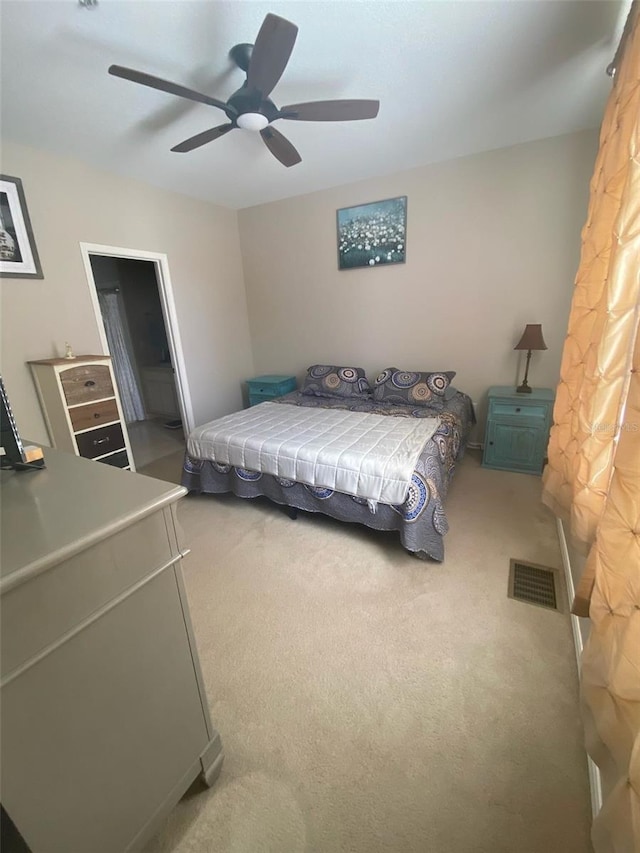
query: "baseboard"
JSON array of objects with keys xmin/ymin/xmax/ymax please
[{"xmin": 556, "ymin": 518, "xmax": 603, "ymax": 819}]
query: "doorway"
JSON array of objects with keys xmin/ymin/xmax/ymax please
[{"xmin": 81, "ymin": 244, "xmax": 193, "ymax": 471}]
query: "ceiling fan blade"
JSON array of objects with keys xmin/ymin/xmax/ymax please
[
  {"xmin": 247, "ymin": 14, "xmax": 298, "ymax": 98},
  {"xmin": 109, "ymin": 65, "xmax": 234, "ymax": 115},
  {"xmin": 171, "ymin": 123, "xmax": 235, "ymax": 153},
  {"xmin": 280, "ymin": 100, "xmax": 380, "ymax": 122},
  {"xmin": 260, "ymin": 126, "xmax": 301, "ymax": 167}
]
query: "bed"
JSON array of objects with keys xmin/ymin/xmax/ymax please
[{"xmin": 181, "ymin": 366, "xmax": 475, "ymax": 561}]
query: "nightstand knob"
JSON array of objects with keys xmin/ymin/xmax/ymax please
[
  {"xmin": 515, "ymin": 407, "xmax": 521, "ymax": 412},
  {"xmin": 489, "ymin": 441, "xmax": 494, "ymax": 445}
]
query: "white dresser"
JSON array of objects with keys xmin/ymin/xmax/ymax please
[
  {"xmin": 0, "ymin": 447, "xmax": 223, "ymax": 852},
  {"xmin": 29, "ymin": 355, "xmax": 136, "ymax": 471}
]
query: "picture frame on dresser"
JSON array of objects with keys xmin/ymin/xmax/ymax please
[{"xmin": 0, "ymin": 175, "xmax": 43, "ymax": 279}]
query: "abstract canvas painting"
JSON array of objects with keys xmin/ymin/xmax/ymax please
[{"xmin": 337, "ymin": 196, "xmax": 407, "ymax": 270}]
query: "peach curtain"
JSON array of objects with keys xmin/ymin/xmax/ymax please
[{"xmin": 541, "ymin": 4, "xmax": 639, "ymax": 851}]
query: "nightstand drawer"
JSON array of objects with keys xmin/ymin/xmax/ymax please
[
  {"xmin": 491, "ymin": 402, "xmax": 547, "ymax": 419},
  {"xmin": 247, "ymin": 375, "xmax": 297, "ymax": 396}
]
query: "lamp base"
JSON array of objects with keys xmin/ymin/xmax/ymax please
[{"xmin": 516, "ymin": 383, "xmax": 532, "ymax": 394}]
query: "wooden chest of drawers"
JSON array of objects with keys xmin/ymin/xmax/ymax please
[{"xmin": 29, "ymin": 355, "xmax": 135, "ymax": 471}]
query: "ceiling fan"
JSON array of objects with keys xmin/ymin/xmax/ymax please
[{"xmin": 109, "ymin": 13, "xmax": 380, "ymax": 167}]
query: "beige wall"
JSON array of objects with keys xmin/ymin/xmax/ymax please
[
  {"xmin": 1, "ymin": 142, "xmax": 254, "ymax": 445},
  {"xmin": 238, "ymin": 130, "xmax": 598, "ymax": 433}
]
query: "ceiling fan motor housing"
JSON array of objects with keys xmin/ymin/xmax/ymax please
[
  {"xmin": 227, "ymin": 83, "xmax": 280, "ymax": 123},
  {"xmin": 229, "ymin": 43, "xmax": 253, "ymax": 73}
]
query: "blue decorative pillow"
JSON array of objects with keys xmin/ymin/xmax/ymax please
[
  {"xmin": 301, "ymin": 365, "xmax": 372, "ymax": 399},
  {"xmin": 372, "ymin": 368, "xmax": 456, "ymax": 406}
]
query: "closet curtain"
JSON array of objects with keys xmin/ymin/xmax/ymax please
[
  {"xmin": 98, "ymin": 291, "xmax": 146, "ymax": 424},
  {"xmin": 541, "ymin": 4, "xmax": 639, "ymax": 850}
]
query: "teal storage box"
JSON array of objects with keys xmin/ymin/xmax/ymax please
[{"xmin": 247, "ymin": 374, "xmax": 297, "ymax": 406}]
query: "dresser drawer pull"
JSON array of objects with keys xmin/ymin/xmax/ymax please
[
  {"xmin": 93, "ymin": 437, "xmax": 110, "ymax": 446},
  {"xmin": 84, "ymin": 380, "xmax": 96, "ymax": 387},
  {"xmin": 94, "ymin": 413, "xmax": 101, "ymax": 419}
]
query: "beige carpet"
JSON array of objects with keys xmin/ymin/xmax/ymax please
[{"xmin": 139, "ymin": 450, "xmax": 592, "ymax": 853}]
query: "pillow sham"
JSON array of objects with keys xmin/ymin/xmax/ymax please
[
  {"xmin": 301, "ymin": 364, "xmax": 372, "ymax": 399},
  {"xmin": 372, "ymin": 368, "xmax": 456, "ymax": 406},
  {"xmin": 443, "ymin": 385, "xmax": 460, "ymax": 401}
]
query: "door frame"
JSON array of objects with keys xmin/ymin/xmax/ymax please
[{"xmin": 80, "ymin": 243, "xmax": 195, "ymax": 434}]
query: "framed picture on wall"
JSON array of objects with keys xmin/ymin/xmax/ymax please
[
  {"xmin": 0, "ymin": 174, "xmax": 43, "ymax": 279},
  {"xmin": 336, "ymin": 195, "xmax": 407, "ymax": 270}
]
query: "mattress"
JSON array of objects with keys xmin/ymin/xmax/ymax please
[{"xmin": 187, "ymin": 401, "xmax": 440, "ymax": 506}]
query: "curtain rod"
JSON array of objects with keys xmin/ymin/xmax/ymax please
[{"xmin": 607, "ymin": 0, "xmax": 638, "ymax": 77}]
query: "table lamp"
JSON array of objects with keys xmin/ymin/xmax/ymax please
[{"xmin": 514, "ymin": 324, "xmax": 547, "ymax": 393}]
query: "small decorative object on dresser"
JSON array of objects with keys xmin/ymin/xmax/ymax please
[
  {"xmin": 28, "ymin": 354, "xmax": 135, "ymax": 471},
  {"xmin": 482, "ymin": 385, "xmax": 555, "ymax": 475},
  {"xmin": 246, "ymin": 374, "xmax": 297, "ymax": 407}
]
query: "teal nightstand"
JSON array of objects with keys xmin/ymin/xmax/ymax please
[
  {"xmin": 482, "ymin": 386, "xmax": 555, "ymax": 475},
  {"xmin": 246, "ymin": 374, "xmax": 297, "ymax": 407}
]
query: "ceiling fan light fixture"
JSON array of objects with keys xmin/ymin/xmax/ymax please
[
  {"xmin": 236, "ymin": 112, "xmax": 269, "ymax": 131},
  {"xmin": 109, "ymin": 13, "xmax": 380, "ymax": 166}
]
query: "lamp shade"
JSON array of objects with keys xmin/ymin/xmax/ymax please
[{"xmin": 514, "ymin": 324, "xmax": 547, "ymax": 351}]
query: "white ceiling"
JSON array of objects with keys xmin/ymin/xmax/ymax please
[{"xmin": 0, "ymin": 1, "xmax": 625, "ymax": 209}]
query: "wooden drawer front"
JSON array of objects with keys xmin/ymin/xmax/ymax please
[
  {"xmin": 491, "ymin": 402, "xmax": 547, "ymax": 419},
  {"xmin": 76, "ymin": 423, "xmax": 124, "ymax": 459},
  {"xmin": 61, "ymin": 364, "xmax": 114, "ymax": 405},
  {"xmin": 100, "ymin": 450, "xmax": 130, "ymax": 469},
  {"xmin": 70, "ymin": 398, "xmax": 119, "ymax": 432},
  {"xmin": 1, "ymin": 510, "xmax": 174, "ymax": 677}
]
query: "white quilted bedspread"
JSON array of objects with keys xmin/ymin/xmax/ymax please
[{"xmin": 187, "ymin": 402, "xmax": 439, "ymax": 505}]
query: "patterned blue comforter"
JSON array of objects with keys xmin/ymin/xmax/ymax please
[{"xmin": 181, "ymin": 391, "xmax": 475, "ymax": 561}]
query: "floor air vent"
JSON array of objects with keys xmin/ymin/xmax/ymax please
[{"xmin": 508, "ymin": 560, "xmax": 560, "ymax": 611}]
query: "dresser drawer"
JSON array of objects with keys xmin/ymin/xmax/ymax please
[
  {"xmin": 70, "ymin": 398, "xmax": 119, "ymax": 432},
  {"xmin": 100, "ymin": 450, "xmax": 130, "ymax": 469},
  {"xmin": 490, "ymin": 402, "xmax": 547, "ymax": 419},
  {"xmin": 76, "ymin": 423, "xmax": 125, "ymax": 459},
  {"xmin": 60, "ymin": 364, "xmax": 114, "ymax": 406},
  {"xmin": 1, "ymin": 510, "xmax": 174, "ymax": 677}
]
